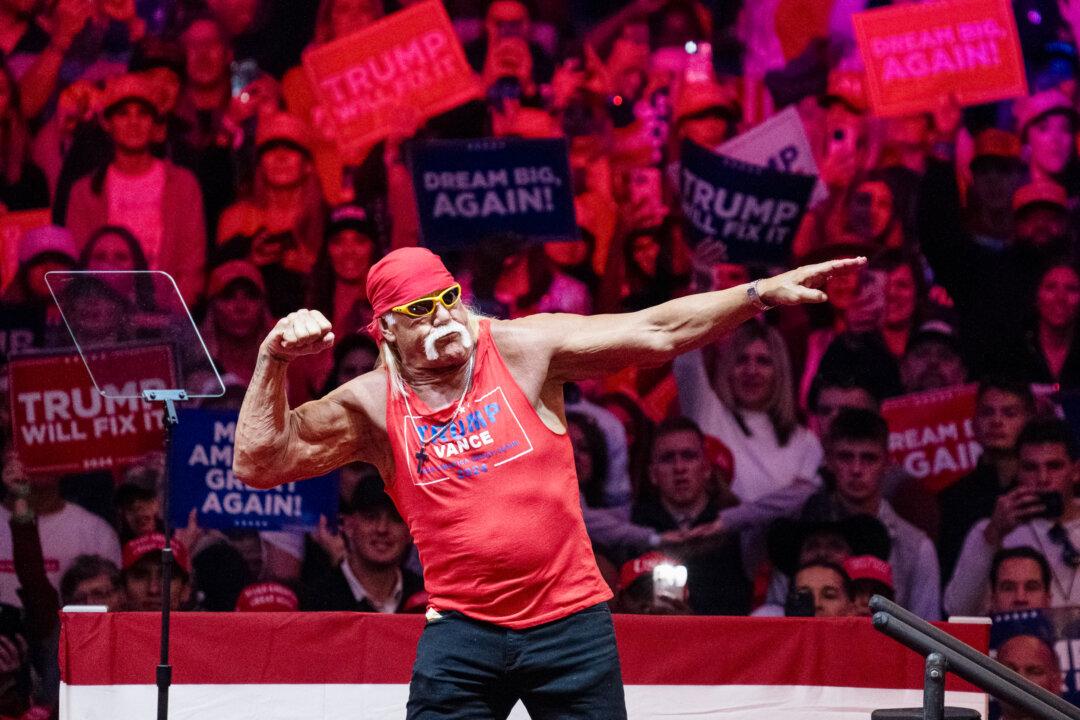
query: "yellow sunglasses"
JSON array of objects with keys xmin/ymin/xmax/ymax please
[{"xmin": 391, "ymin": 284, "xmax": 462, "ymax": 318}]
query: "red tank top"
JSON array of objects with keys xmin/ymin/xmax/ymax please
[{"xmin": 383, "ymin": 320, "xmax": 611, "ymax": 628}]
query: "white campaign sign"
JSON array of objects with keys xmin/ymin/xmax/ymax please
[{"xmin": 718, "ymin": 107, "xmax": 828, "ymax": 207}]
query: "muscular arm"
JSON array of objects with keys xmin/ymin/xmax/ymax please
[
  {"xmin": 234, "ymin": 311, "xmax": 384, "ymax": 489},
  {"xmin": 522, "ymin": 258, "xmax": 864, "ymax": 381}
]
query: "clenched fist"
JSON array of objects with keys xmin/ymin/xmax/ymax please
[{"xmin": 263, "ymin": 309, "xmax": 335, "ymax": 361}]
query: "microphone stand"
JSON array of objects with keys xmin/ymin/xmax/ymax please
[{"xmin": 143, "ymin": 389, "xmax": 187, "ymax": 720}]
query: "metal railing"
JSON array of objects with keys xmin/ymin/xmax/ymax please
[{"xmin": 869, "ymin": 595, "xmax": 1080, "ymax": 720}]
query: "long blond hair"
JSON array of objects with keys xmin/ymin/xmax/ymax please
[{"xmin": 712, "ymin": 320, "xmax": 798, "ymax": 445}]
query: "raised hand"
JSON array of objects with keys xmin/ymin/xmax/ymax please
[
  {"xmin": 0, "ymin": 449, "xmax": 28, "ymax": 493},
  {"xmin": 311, "ymin": 514, "xmax": 346, "ymax": 566},
  {"xmin": 551, "ymin": 58, "xmax": 584, "ymax": 110},
  {"xmin": 984, "ymin": 488, "xmax": 1046, "ymax": 547},
  {"xmin": 757, "ymin": 257, "xmax": 867, "ymax": 307},
  {"xmin": 0, "ymin": 636, "xmax": 27, "ymax": 674},
  {"xmin": 263, "ymin": 309, "xmax": 335, "ymax": 361},
  {"xmin": 174, "ymin": 508, "xmax": 203, "ymax": 554}
]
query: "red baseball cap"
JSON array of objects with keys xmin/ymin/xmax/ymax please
[
  {"xmin": 122, "ymin": 533, "xmax": 191, "ymax": 575},
  {"xmin": 618, "ymin": 551, "xmax": 678, "ymax": 591},
  {"xmin": 843, "ymin": 555, "xmax": 894, "ymax": 591},
  {"xmin": 207, "ymin": 259, "xmax": 265, "ymax": 298},
  {"xmin": 235, "ymin": 582, "xmax": 299, "ymax": 612},
  {"xmin": 1012, "ymin": 180, "xmax": 1068, "ymax": 214},
  {"xmin": 1014, "ymin": 89, "xmax": 1077, "ymax": 136}
]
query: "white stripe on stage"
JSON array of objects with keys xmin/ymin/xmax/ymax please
[{"xmin": 60, "ymin": 682, "xmax": 987, "ymax": 719}]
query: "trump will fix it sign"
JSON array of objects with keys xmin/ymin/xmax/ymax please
[
  {"xmin": 8, "ymin": 347, "xmax": 175, "ymax": 476},
  {"xmin": 303, "ymin": 0, "xmax": 482, "ymax": 157}
]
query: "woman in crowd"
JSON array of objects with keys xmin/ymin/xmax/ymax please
[
  {"xmin": 77, "ymin": 225, "xmax": 156, "ymax": 310},
  {"xmin": 870, "ymin": 249, "xmax": 927, "ymax": 360},
  {"xmin": 308, "ymin": 205, "xmax": 380, "ymax": 338},
  {"xmin": 619, "ymin": 225, "xmax": 681, "ymax": 312},
  {"xmin": 493, "ymin": 243, "xmax": 592, "ymax": 316},
  {"xmin": 279, "ymin": 206, "xmax": 380, "ymax": 401},
  {"xmin": 197, "ymin": 259, "xmax": 273, "ymax": 386},
  {"xmin": 1022, "ymin": 261, "xmax": 1080, "ymax": 389},
  {"xmin": 1015, "ymin": 89, "xmax": 1080, "ymax": 195},
  {"xmin": 1, "ymin": 226, "xmax": 78, "ymax": 349},
  {"xmin": 842, "ymin": 173, "xmax": 904, "ymax": 249},
  {"xmin": 2, "ymin": 227, "xmax": 75, "ymax": 305},
  {"xmin": 674, "ymin": 320, "xmax": 822, "ymax": 504},
  {"xmin": 216, "ymin": 113, "xmax": 326, "ymax": 274}
]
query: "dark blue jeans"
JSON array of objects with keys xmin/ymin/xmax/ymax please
[{"xmin": 406, "ymin": 602, "xmax": 627, "ymax": 719}]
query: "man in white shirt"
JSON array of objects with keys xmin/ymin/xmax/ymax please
[
  {"xmin": 946, "ymin": 418, "xmax": 1080, "ymax": 616},
  {"xmin": 0, "ymin": 453, "xmax": 120, "ymax": 607}
]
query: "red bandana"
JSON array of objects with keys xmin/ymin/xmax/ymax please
[{"xmin": 364, "ymin": 247, "xmax": 457, "ymax": 342}]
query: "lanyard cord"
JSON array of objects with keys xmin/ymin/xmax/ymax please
[{"xmin": 1033, "ymin": 522, "xmax": 1080, "ymax": 601}]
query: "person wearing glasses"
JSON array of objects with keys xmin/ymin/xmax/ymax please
[
  {"xmin": 945, "ymin": 418, "xmax": 1080, "ymax": 617},
  {"xmin": 233, "ymin": 246, "xmax": 864, "ymax": 720}
]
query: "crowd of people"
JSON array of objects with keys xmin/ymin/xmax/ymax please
[{"xmin": 0, "ymin": 0, "xmax": 1080, "ymax": 715}]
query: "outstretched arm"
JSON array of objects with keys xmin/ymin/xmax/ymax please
[
  {"xmin": 539, "ymin": 257, "xmax": 865, "ymax": 380},
  {"xmin": 234, "ymin": 310, "xmax": 382, "ymax": 488}
]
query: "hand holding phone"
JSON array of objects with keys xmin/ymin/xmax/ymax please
[
  {"xmin": 231, "ymin": 60, "xmax": 261, "ymax": 99},
  {"xmin": 1036, "ymin": 491, "xmax": 1065, "ymax": 520},
  {"xmin": 784, "ymin": 588, "xmax": 815, "ymax": 617},
  {"xmin": 986, "ymin": 488, "xmax": 1051, "ymax": 545}
]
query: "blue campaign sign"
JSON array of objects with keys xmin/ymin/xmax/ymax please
[
  {"xmin": 679, "ymin": 139, "xmax": 816, "ymax": 265},
  {"xmin": 990, "ymin": 608, "xmax": 1080, "ymax": 718},
  {"xmin": 168, "ymin": 408, "xmax": 338, "ymax": 532},
  {"xmin": 410, "ymin": 137, "xmax": 577, "ymax": 249}
]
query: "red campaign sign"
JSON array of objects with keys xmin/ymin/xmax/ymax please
[
  {"xmin": 302, "ymin": 0, "xmax": 482, "ymax": 158},
  {"xmin": 881, "ymin": 384, "xmax": 982, "ymax": 493},
  {"xmin": 8, "ymin": 346, "xmax": 177, "ymax": 476},
  {"xmin": 853, "ymin": 0, "xmax": 1027, "ymax": 116}
]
